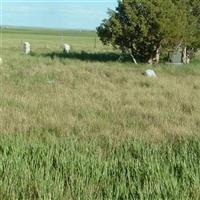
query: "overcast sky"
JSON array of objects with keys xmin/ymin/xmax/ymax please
[{"xmin": 1, "ymin": 0, "xmax": 117, "ymax": 30}]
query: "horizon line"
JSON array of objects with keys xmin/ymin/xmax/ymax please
[
  {"xmin": 2, "ymin": 0, "xmax": 116, "ymax": 3},
  {"xmin": 1, "ymin": 25, "xmax": 97, "ymax": 31}
]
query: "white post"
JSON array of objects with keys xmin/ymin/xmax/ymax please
[
  {"xmin": 23, "ymin": 42, "xmax": 31, "ymax": 54},
  {"xmin": 63, "ymin": 44, "xmax": 70, "ymax": 54}
]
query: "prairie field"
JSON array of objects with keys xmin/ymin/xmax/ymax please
[{"xmin": 0, "ymin": 28, "xmax": 200, "ymax": 199}]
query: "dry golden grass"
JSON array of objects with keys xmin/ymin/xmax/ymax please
[
  {"xmin": 0, "ymin": 28, "xmax": 200, "ymax": 142},
  {"xmin": 1, "ymin": 58, "xmax": 200, "ymax": 142}
]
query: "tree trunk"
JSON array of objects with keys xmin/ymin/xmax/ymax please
[
  {"xmin": 130, "ymin": 53, "xmax": 137, "ymax": 64},
  {"xmin": 186, "ymin": 49, "xmax": 191, "ymax": 64},
  {"xmin": 155, "ymin": 45, "xmax": 161, "ymax": 64},
  {"xmin": 130, "ymin": 47, "xmax": 137, "ymax": 64},
  {"xmin": 186, "ymin": 57, "xmax": 190, "ymax": 64},
  {"xmin": 182, "ymin": 46, "xmax": 187, "ymax": 64}
]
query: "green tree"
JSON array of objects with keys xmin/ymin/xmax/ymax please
[
  {"xmin": 97, "ymin": 0, "xmax": 200, "ymax": 63},
  {"xmin": 172, "ymin": 0, "xmax": 200, "ymax": 63},
  {"xmin": 188, "ymin": 0, "xmax": 200, "ymax": 51}
]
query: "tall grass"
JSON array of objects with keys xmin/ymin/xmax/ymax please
[{"xmin": 0, "ymin": 135, "xmax": 200, "ymax": 199}]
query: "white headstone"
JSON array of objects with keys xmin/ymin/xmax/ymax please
[
  {"xmin": 63, "ymin": 44, "xmax": 70, "ymax": 54},
  {"xmin": 144, "ymin": 69, "xmax": 157, "ymax": 77},
  {"xmin": 23, "ymin": 42, "xmax": 31, "ymax": 54},
  {"xmin": 0, "ymin": 57, "xmax": 2, "ymax": 65}
]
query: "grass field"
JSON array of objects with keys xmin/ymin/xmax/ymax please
[{"xmin": 0, "ymin": 27, "xmax": 200, "ymax": 199}]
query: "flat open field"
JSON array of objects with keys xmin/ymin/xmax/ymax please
[{"xmin": 0, "ymin": 28, "xmax": 200, "ymax": 199}]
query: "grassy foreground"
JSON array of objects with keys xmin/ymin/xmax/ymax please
[
  {"xmin": 0, "ymin": 135, "xmax": 200, "ymax": 199},
  {"xmin": 0, "ymin": 28, "xmax": 200, "ymax": 199}
]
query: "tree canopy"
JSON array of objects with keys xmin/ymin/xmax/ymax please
[{"xmin": 97, "ymin": 0, "xmax": 200, "ymax": 63}]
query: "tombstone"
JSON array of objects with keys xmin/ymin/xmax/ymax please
[
  {"xmin": 23, "ymin": 42, "xmax": 31, "ymax": 54},
  {"xmin": 0, "ymin": 57, "xmax": 2, "ymax": 65},
  {"xmin": 63, "ymin": 44, "xmax": 70, "ymax": 54},
  {"xmin": 144, "ymin": 69, "xmax": 157, "ymax": 77},
  {"xmin": 168, "ymin": 51, "xmax": 182, "ymax": 64}
]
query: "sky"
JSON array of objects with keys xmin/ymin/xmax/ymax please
[{"xmin": 0, "ymin": 0, "xmax": 118, "ymax": 30}]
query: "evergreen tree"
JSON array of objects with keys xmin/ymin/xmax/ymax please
[{"xmin": 97, "ymin": 0, "xmax": 200, "ymax": 63}]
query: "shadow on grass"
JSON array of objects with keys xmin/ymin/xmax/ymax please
[{"xmin": 31, "ymin": 51, "xmax": 134, "ymax": 62}]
